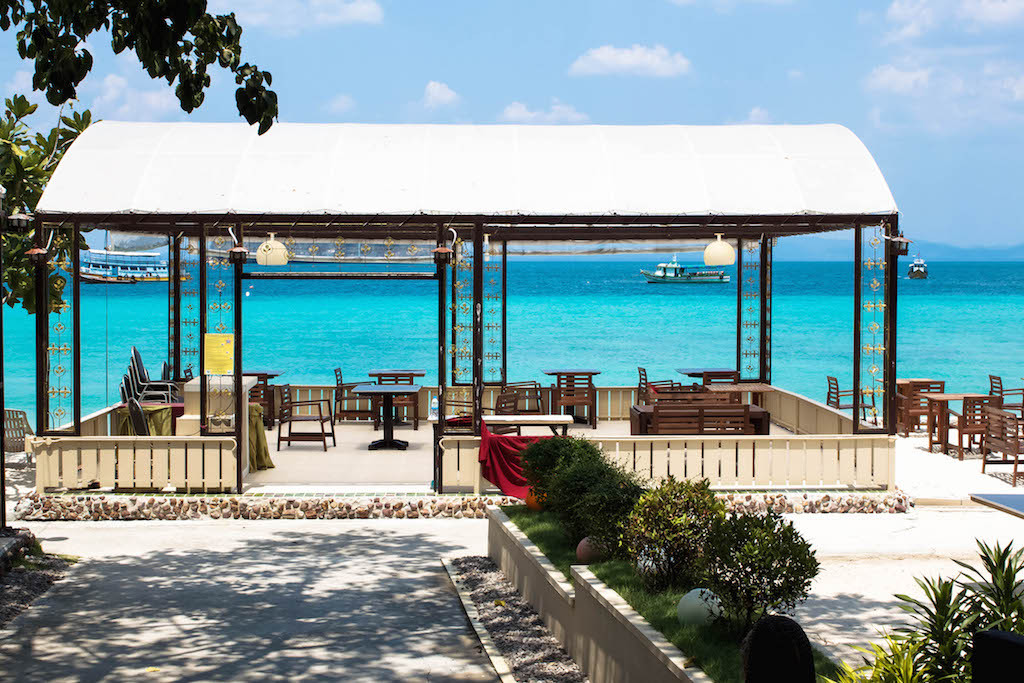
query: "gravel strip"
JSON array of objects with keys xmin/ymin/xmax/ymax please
[
  {"xmin": 452, "ymin": 556, "xmax": 586, "ymax": 683},
  {"xmin": 0, "ymin": 554, "xmax": 72, "ymax": 628}
]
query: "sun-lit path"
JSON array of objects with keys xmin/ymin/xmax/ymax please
[{"xmin": 0, "ymin": 520, "xmax": 494, "ymax": 682}]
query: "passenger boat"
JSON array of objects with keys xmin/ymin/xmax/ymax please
[
  {"xmin": 81, "ymin": 249, "xmax": 169, "ymax": 283},
  {"xmin": 640, "ymin": 256, "xmax": 729, "ymax": 284},
  {"xmin": 908, "ymin": 255, "xmax": 928, "ymax": 280}
]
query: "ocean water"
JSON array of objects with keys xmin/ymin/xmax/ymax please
[{"xmin": 3, "ymin": 260, "xmax": 1023, "ymax": 422}]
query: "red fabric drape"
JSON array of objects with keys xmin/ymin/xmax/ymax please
[{"xmin": 445, "ymin": 417, "xmax": 551, "ymax": 499}]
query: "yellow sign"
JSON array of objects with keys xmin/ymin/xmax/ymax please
[{"xmin": 204, "ymin": 333, "xmax": 234, "ymax": 375}]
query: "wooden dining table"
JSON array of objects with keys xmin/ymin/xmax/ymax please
[
  {"xmin": 705, "ymin": 382, "xmax": 774, "ymax": 407},
  {"xmin": 368, "ymin": 370, "xmax": 425, "ymax": 424},
  {"xmin": 353, "ymin": 384, "xmax": 422, "ymax": 450},
  {"xmin": 926, "ymin": 393, "xmax": 987, "ymax": 455}
]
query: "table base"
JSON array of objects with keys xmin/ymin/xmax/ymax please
[{"xmin": 369, "ymin": 438, "xmax": 409, "ymax": 451}]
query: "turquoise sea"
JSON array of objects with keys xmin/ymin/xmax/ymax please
[{"xmin": 3, "ymin": 260, "xmax": 1023, "ymax": 422}]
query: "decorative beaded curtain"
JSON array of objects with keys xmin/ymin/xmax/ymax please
[
  {"xmin": 204, "ymin": 227, "xmax": 236, "ymax": 434},
  {"xmin": 179, "ymin": 236, "xmax": 201, "ymax": 378},
  {"xmin": 43, "ymin": 226, "xmax": 76, "ymax": 431},
  {"xmin": 482, "ymin": 238, "xmax": 505, "ymax": 386},
  {"xmin": 738, "ymin": 239, "xmax": 762, "ymax": 381},
  {"xmin": 858, "ymin": 225, "xmax": 887, "ymax": 427}
]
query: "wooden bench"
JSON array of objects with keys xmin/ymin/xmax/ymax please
[{"xmin": 430, "ymin": 414, "xmax": 573, "ymax": 436}]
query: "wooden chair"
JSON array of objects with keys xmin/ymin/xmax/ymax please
[
  {"xmin": 981, "ymin": 406, "xmax": 1024, "ymax": 485},
  {"xmin": 637, "ymin": 367, "xmax": 686, "ymax": 405},
  {"xmin": 372, "ymin": 374, "xmax": 420, "ymax": 431},
  {"xmin": 126, "ymin": 398, "xmax": 151, "ymax": 436},
  {"xmin": 702, "ymin": 406, "xmax": 755, "ymax": 435},
  {"xmin": 249, "ymin": 383, "xmax": 274, "ymax": 428},
  {"xmin": 900, "ymin": 380, "xmax": 945, "ymax": 437},
  {"xmin": 502, "ymin": 380, "xmax": 546, "ymax": 414},
  {"xmin": 554, "ymin": 372, "xmax": 597, "ymax": 429},
  {"xmin": 445, "ymin": 392, "xmax": 521, "ymax": 435},
  {"xmin": 277, "ymin": 384, "xmax": 336, "ymax": 451},
  {"xmin": 703, "ymin": 370, "xmax": 740, "ymax": 385},
  {"xmin": 333, "ymin": 369, "xmax": 376, "ymax": 423},
  {"xmin": 990, "ymin": 375, "xmax": 1024, "ymax": 418},
  {"xmin": 4, "ymin": 408, "xmax": 34, "ymax": 456},
  {"xmin": 826, "ymin": 376, "xmax": 855, "ymax": 411},
  {"xmin": 950, "ymin": 395, "xmax": 1002, "ymax": 460}
]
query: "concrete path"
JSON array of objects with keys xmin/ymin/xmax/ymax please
[{"xmin": 0, "ymin": 520, "xmax": 495, "ymax": 682}]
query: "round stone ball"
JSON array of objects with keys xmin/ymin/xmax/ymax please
[
  {"xmin": 677, "ymin": 588, "xmax": 722, "ymax": 626},
  {"xmin": 575, "ymin": 536, "xmax": 607, "ymax": 564}
]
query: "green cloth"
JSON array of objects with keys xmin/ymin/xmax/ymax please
[
  {"xmin": 115, "ymin": 406, "xmax": 174, "ymax": 436},
  {"xmin": 248, "ymin": 403, "xmax": 274, "ymax": 471}
]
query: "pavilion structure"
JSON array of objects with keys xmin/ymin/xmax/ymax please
[{"xmin": 2, "ymin": 121, "xmax": 902, "ymax": 498}]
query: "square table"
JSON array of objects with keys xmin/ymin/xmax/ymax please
[
  {"xmin": 704, "ymin": 382, "xmax": 774, "ymax": 407},
  {"xmin": 925, "ymin": 393, "xmax": 987, "ymax": 455},
  {"xmin": 353, "ymin": 384, "xmax": 422, "ymax": 450},
  {"xmin": 970, "ymin": 493, "xmax": 1024, "ymax": 521}
]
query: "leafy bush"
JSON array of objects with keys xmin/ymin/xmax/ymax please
[
  {"xmin": 544, "ymin": 445, "xmax": 644, "ymax": 552},
  {"xmin": 520, "ymin": 436, "xmax": 596, "ymax": 504},
  {"xmin": 705, "ymin": 511, "xmax": 820, "ymax": 636},
  {"xmin": 825, "ymin": 540, "xmax": 1024, "ymax": 683},
  {"xmin": 623, "ymin": 477, "xmax": 725, "ymax": 590}
]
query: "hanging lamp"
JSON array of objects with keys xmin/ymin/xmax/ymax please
[
  {"xmin": 255, "ymin": 233, "xmax": 288, "ymax": 266},
  {"xmin": 703, "ymin": 233, "xmax": 735, "ymax": 266}
]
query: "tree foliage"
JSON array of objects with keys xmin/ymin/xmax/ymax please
[
  {"xmin": 0, "ymin": 0, "xmax": 277, "ymax": 133},
  {"xmin": 1, "ymin": 94, "xmax": 91, "ymax": 313}
]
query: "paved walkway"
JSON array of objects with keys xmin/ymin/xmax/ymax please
[{"xmin": 0, "ymin": 520, "xmax": 495, "ymax": 682}]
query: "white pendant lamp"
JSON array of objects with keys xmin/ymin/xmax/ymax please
[
  {"xmin": 703, "ymin": 233, "xmax": 735, "ymax": 266},
  {"xmin": 255, "ymin": 233, "xmax": 288, "ymax": 266}
]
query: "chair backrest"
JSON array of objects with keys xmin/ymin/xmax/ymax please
[
  {"xmin": 278, "ymin": 385, "xmax": 294, "ymax": 421},
  {"xmin": 703, "ymin": 370, "xmax": 740, "ymax": 385},
  {"xmin": 123, "ymin": 372, "xmax": 139, "ymax": 400},
  {"xmin": 503, "ymin": 380, "xmax": 545, "ymax": 413},
  {"xmin": 126, "ymin": 398, "xmax": 150, "ymax": 436},
  {"xmin": 556, "ymin": 373, "xmax": 594, "ymax": 400},
  {"xmin": 131, "ymin": 347, "xmax": 151, "ymax": 383},
  {"xmin": 908, "ymin": 380, "xmax": 945, "ymax": 409},
  {"xmin": 161, "ymin": 361, "xmax": 171, "ymax": 381},
  {"xmin": 990, "ymin": 375, "xmax": 1005, "ymax": 397},
  {"xmin": 377, "ymin": 373, "xmax": 413, "ymax": 385},
  {"xmin": 653, "ymin": 391, "xmax": 729, "ymax": 405},
  {"xmin": 963, "ymin": 395, "xmax": 1003, "ymax": 427},
  {"xmin": 984, "ymin": 406, "xmax": 1021, "ymax": 455},
  {"xmin": 495, "ymin": 392, "xmax": 519, "ymax": 415},
  {"xmin": 638, "ymin": 367, "xmax": 648, "ymax": 388},
  {"xmin": 826, "ymin": 376, "xmax": 841, "ymax": 407},
  {"xmin": 650, "ymin": 404, "xmax": 702, "ymax": 434},
  {"xmin": 334, "ymin": 368, "xmax": 344, "ymax": 389},
  {"xmin": 119, "ymin": 381, "xmax": 130, "ymax": 404},
  {"xmin": 702, "ymin": 406, "xmax": 753, "ymax": 434},
  {"xmin": 249, "ymin": 383, "xmax": 271, "ymax": 406},
  {"xmin": 4, "ymin": 409, "xmax": 33, "ymax": 453}
]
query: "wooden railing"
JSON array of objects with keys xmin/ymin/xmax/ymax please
[
  {"xmin": 439, "ymin": 433, "xmax": 895, "ymax": 493},
  {"xmin": 31, "ymin": 436, "xmax": 237, "ymax": 493},
  {"xmin": 761, "ymin": 387, "xmax": 856, "ymax": 435}
]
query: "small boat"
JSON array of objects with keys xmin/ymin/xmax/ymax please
[
  {"xmin": 640, "ymin": 255, "xmax": 729, "ymax": 284},
  {"xmin": 81, "ymin": 249, "xmax": 169, "ymax": 283},
  {"xmin": 908, "ymin": 254, "xmax": 928, "ymax": 280}
]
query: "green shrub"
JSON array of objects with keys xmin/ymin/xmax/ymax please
[
  {"xmin": 545, "ymin": 445, "xmax": 644, "ymax": 552},
  {"xmin": 705, "ymin": 511, "xmax": 820, "ymax": 636},
  {"xmin": 520, "ymin": 436, "xmax": 595, "ymax": 503},
  {"xmin": 825, "ymin": 634, "xmax": 927, "ymax": 683},
  {"xmin": 623, "ymin": 477, "xmax": 725, "ymax": 590}
]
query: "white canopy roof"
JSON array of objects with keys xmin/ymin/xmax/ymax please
[{"xmin": 37, "ymin": 121, "xmax": 897, "ymax": 218}]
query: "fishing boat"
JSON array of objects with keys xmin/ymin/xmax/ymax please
[
  {"xmin": 640, "ymin": 255, "xmax": 729, "ymax": 284},
  {"xmin": 908, "ymin": 254, "xmax": 928, "ymax": 280},
  {"xmin": 81, "ymin": 249, "xmax": 169, "ymax": 283}
]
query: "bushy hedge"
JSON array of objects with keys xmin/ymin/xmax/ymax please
[
  {"xmin": 624, "ymin": 477, "xmax": 725, "ymax": 590},
  {"xmin": 520, "ymin": 436, "xmax": 596, "ymax": 504},
  {"xmin": 705, "ymin": 511, "xmax": 820, "ymax": 636},
  {"xmin": 545, "ymin": 444, "xmax": 644, "ymax": 553}
]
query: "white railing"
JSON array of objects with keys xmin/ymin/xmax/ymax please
[
  {"xmin": 31, "ymin": 436, "xmax": 238, "ymax": 493},
  {"xmin": 439, "ymin": 433, "xmax": 895, "ymax": 493}
]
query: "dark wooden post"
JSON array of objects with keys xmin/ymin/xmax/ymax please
[
  {"xmin": 435, "ymin": 223, "xmax": 448, "ymax": 492},
  {"xmin": 33, "ymin": 217, "xmax": 48, "ymax": 434},
  {"xmin": 232, "ymin": 223, "xmax": 244, "ymax": 493},
  {"xmin": 884, "ymin": 215, "xmax": 900, "ymax": 435},
  {"xmin": 472, "ymin": 223, "xmax": 484, "ymax": 436},
  {"xmin": 171, "ymin": 234, "xmax": 182, "ymax": 380},
  {"xmin": 852, "ymin": 225, "xmax": 863, "ymax": 432},
  {"xmin": 0, "ymin": 208, "xmax": 6, "ymax": 530},
  {"xmin": 759, "ymin": 234, "xmax": 772, "ymax": 384},
  {"xmin": 72, "ymin": 220, "xmax": 81, "ymax": 435},
  {"xmin": 198, "ymin": 225, "xmax": 207, "ymax": 433},
  {"xmin": 735, "ymin": 237, "xmax": 743, "ymax": 373}
]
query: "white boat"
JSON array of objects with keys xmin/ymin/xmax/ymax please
[
  {"xmin": 908, "ymin": 254, "xmax": 927, "ymax": 279},
  {"xmin": 81, "ymin": 249, "xmax": 169, "ymax": 283},
  {"xmin": 640, "ymin": 255, "xmax": 729, "ymax": 284}
]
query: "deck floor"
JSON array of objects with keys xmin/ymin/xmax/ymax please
[{"xmin": 244, "ymin": 418, "xmax": 795, "ymax": 491}]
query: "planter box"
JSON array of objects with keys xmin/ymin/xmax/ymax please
[{"xmin": 487, "ymin": 506, "xmax": 712, "ymax": 683}]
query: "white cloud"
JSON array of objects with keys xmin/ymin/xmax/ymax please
[
  {"xmin": 91, "ymin": 74, "xmax": 179, "ymax": 120},
  {"xmin": 498, "ymin": 99, "xmax": 589, "ymax": 124},
  {"xmin": 883, "ymin": 0, "xmax": 1024, "ymax": 40},
  {"xmin": 1004, "ymin": 75, "xmax": 1024, "ymax": 100},
  {"xmin": 569, "ymin": 44, "xmax": 691, "ymax": 77},
  {"xmin": 422, "ymin": 81, "xmax": 459, "ymax": 109},
  {"xmin": 210, "ymin": 0, "xmax": 382, "ymax": 35},
  {"xmin": 4, "ymin": 70, "xmax": 32, "ymax": 94},
  {"xmin": 885, "ymin": 0, "xmax": 936, "ymax": 41},
  {"xmin": 324, "ymin": 93, "xmax": 355, "ymax": 114},
  {"xmin": 745, "ymin": 106, "xmax": 772, "ymax": 123},
  {"xmin": 958, "ymin": 0, "xmax": 1024, "ymax": 24},
  {"xmin": 787, "ymin": 69, "xmax": 803, "ymax": 80},
  {"xmin": 865, "ymin": 64, "xmax": 932, "ymax": 94}
]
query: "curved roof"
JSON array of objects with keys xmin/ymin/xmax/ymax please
[{"xmin": 37, "ymin": 121, "xmax": 896, "ymax": 218}]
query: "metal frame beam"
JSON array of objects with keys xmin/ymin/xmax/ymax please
[
  {"xmin": 241, "ymin": 271, "xmax": 436, "ymax": 281},
  {"xmin": 233, "ymin": 222, "xmax": 244, "ymax": 493},
  {"xmin": 472, "ymin": 223, "xmax": 484, "ymax": 436}
]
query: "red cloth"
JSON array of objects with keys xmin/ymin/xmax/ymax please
[{"xmin": 444, "ymin": 417, "xmax": 551, "ymax": 499}]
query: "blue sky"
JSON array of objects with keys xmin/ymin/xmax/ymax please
[{"xmin": 3, "ymin": 0, "xmax": 1023, "ymax": 246}]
